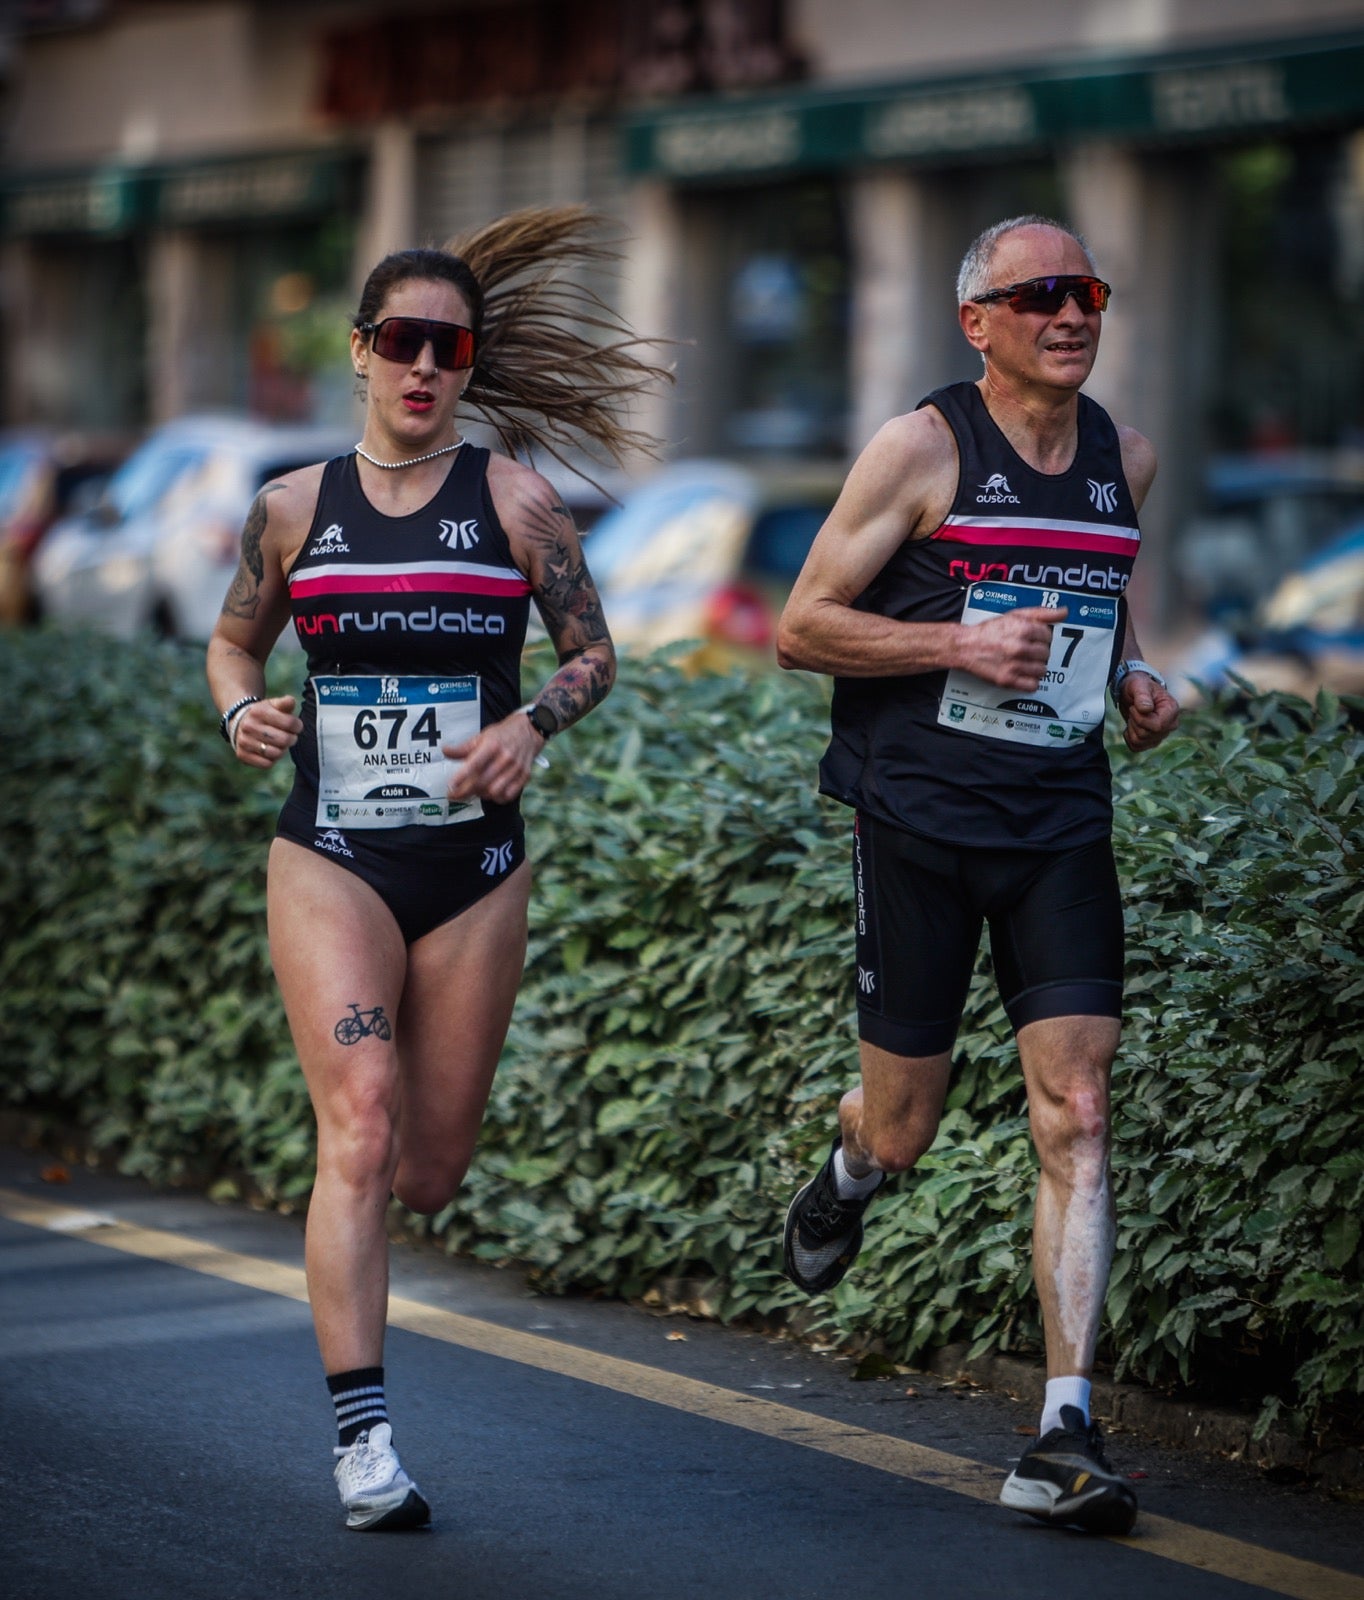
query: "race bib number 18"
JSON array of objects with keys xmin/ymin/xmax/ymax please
[
  {"xmin": 313, "ymin": 674, "xmax": 482, "ymax": 829},
  {"xmin": 938, "ymin": 583, "xmax": 1117, "ymax": 749}
]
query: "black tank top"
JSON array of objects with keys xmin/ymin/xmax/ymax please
[
  {"xmin": 819, "ymin": 382, "xmax": 1141, "ymax": 849},
  {"xmin": 285, "ymin": 446, "xmax": 531, "ymax": 823}
]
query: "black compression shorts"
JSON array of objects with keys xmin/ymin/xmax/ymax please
[
  {"xmin": 852, "ymin": 813, "xmax": 1124, "ymax": 1057},
  {"xmin": 276, "ymin": 787, "xmax": 525, "ymax": 945}
]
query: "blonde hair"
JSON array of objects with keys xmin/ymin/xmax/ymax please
[{"xmin": 443, "ymin": 205, "xmax": 673, "ymax": 477}]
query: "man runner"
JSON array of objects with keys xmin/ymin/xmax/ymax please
[{"xmin": 777, "ymin": 215, "xmax": 1179, "ymax": 1534}]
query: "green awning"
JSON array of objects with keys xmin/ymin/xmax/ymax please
[
  {"xmin": 2, "ymin": 150, "xmax": 349, "ymax": 237},
  {"xmin": 1, "ymin": 167, "xmax": 150, "ymax": 236},
  {"xmin": 623, "ymin": 29, "xmax": 1364, "ymax": 180},
  {"xmin": 151, "ymin": 151, "xmax": 346, "ymax": 226}
]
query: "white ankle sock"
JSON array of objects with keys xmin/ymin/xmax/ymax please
[
  {"xmin": 833, "ymin": 1144, "xmax": 882, "ymax": 1199},
  {"xmin": 1040, "ymin": 1375, "xmax": 1091, "ymax": 1435}
]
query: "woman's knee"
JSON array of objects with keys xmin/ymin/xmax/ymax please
[{"xmin": 317, "ymin": 1074, "xmax": 402, "ymax": 1191}]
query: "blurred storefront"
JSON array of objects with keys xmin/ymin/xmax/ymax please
[
  {"xmin": 3, "ymin": 0, "xmax": 1364, "ymax": 630},
  {"xmin": 620, "ymin": 11, "xmax": 1364, "ymax": 626}
]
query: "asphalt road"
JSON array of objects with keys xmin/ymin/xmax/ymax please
[{"xmin": 2, "ymin": 1144, "xmax": 1361, "ymax": 1600}]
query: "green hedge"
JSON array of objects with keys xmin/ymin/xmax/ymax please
[{"xmin": 1, "ymin": 628, "xmax": 1361, "ymax": 1437}]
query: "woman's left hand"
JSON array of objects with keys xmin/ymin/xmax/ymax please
[{"xmin": 445, "ymin": 712, "xmax": 545, "ymax": 805}]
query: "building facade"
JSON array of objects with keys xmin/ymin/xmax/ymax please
[{"xmin": 4, "ymin": 0, "xmax": 1364, "ymax": 629}]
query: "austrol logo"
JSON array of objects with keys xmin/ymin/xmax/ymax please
[
  {"xmin": 439, "ymin": 518, "xmax": 480, "ymax": 550},
  {"xmin": 976, "ymin": 473, "xmax": 1021, "ymax": 505},
  {"xmin": 314, "ymin": 829, "xmax": 354, "ymax": 858},
  {"xmin": 314, "ymin": 523, "xmax": 349, "ymax": 554},
  {"xmin": 1087, "ymin": 479, "xmax": 1118, "ymax": 514}
]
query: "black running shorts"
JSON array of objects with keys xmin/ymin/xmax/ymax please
[
  {"xmin": 276, "ymin": 786, "xmax": 526, "ymax": 946},
  {"xmin": 852, "ymin": 813, "xmax": 1124, "ymax": 1058}
]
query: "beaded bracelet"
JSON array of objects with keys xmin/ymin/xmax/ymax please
[{"xmin": 218, "ymin": 694, "xmax": 260, "ymax": 744}]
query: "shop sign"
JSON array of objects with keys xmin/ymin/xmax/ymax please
[
  {"xmin": 155, "ymin": 154, "xmax": 341, "ymax": 225},
  {"xmin": 1150, "ymin": 64, "xmax": 1290, "ymax": 135},
  {"xmin": 653, "ymin": 111, "xmax": 802, "ymax": 175},
  {"xmin": 625, "ymin": 30, "xmax": 1364, "ymax": 180},
  {"xmin": 863, "ymin": 87, "xmax": 1036, "ymax": 157},
  {"xmin": 2, "ymin": 170, "xmax": 144, "ymax": 236}
]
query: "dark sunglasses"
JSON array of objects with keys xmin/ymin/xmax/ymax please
[
  {"xmin": 972, "ymin": 275, "xmax": 1111, "ymax": 315},
  {"xmin": 359, "ymin": 316, "xmax": 476, "ymax": 370}
]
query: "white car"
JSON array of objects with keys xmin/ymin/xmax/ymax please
[
  {"xmin": 585, "ymin": 458, "xmax": 841, "ymax": 666},
  {"xmin": 33, "ymin": 415, "xmax": 351, "ymax": 641}
]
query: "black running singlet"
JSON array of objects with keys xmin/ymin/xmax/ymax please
[
  {"xmin": 819, "ymin": 382, "xmax": 1141, "ymax": 849},
  {"xmin": 284, "ymin": 447, "xmax": 531, "ymax": 833}
]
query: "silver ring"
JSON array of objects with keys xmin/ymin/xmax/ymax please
[{"xmin": 260, "ymin": 739, "xmax": 267, "ymax": 755}]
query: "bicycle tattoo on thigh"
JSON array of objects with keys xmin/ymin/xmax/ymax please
[{"xmin": 334, "ymin": 1002, "xmax": 393, "ymax": 1047}]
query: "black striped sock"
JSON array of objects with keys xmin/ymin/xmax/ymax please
[{"xmin": 327, "ymin": 1366, "xmax": 388, "ymax": 1448}]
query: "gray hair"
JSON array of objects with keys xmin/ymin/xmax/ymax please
[{"xmin": 955, "ymin": 215, "xmax": 1098, "ymax": 304}]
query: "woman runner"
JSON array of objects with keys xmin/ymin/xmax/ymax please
[{"xmin": 206, "ymin": 207, "xmax": 669, "ymax": 1530}]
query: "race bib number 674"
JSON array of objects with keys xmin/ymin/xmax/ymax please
[
  {"xmin": 937, "ymin": 583, "xmax": 1118, "ymax": 749},
  {"xmin": 313, "ymin": 674, "xmax": 482, "ymax": 829}
]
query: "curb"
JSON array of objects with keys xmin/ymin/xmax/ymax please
[
  {"xmin": 650, "ymin": 1278, "xmax": 1364, "ymax": 1499},
  {"xmin": 924, "ymin": 1343, "xmax": 1364, "ymax": 1499}
]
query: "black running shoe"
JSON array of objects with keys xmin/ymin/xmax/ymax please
[
  {"xmin": 999, "ymin": 1405, "xmax": 1137, "ymax": 1534},
  {"xmin": 782, "ymin": 1138, "xmax": 884, "ymax": 1294}
]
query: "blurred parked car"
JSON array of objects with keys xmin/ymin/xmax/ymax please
[
  {"xmin": 1175, "ymin": 450, "xmax": 1364, "ymax": 621},
  {"xmin": 33, "ymin": 415, "xmax": 351, "ymax": 641},
  {"xmin": 1173, "ymin": 521, "xmax": 1364, "ymax": 708},
  {"xmin": 0, "ymin": 430, "xmax": 130, "ymax": 624},
  {"xmin": 585, "ymin": 458, "xmax": 842, "ymax": 667}
]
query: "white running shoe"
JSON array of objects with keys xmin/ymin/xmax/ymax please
[{"xmin": 332, "ymin": 1423, "xmax": 431, "ymax": 1531}]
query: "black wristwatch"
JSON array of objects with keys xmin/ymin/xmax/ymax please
[{"xmin": 525, "ymin": 702, "xmax": 558, "ymax": 740}]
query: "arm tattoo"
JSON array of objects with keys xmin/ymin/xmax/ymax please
[
  {"xmin": 221, "ymin": 484, "xmax": 284, "ymax": 620},
  {"xmin": 521, "ymin": 498, "xmax": 615, "ymax": 730},
  {"xmin": 537, "ymin": 645, "xmax": 616, "ymax": 732},
  {"xmin": 525, "ymin": 500, "xmax": 610, "ymax": 656}
]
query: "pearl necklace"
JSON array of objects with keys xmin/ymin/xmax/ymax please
[{"xmin": 354, "ymin": 437, "xmax": 465, "ymax": 470}]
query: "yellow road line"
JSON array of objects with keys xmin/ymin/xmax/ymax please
[{"xmin": 3, "ymin": 1185, "xmax": 1360, "ymax": 1600}]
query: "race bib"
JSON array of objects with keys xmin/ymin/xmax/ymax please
[
  {"xmin": 313, "ymin": 674, "xmax": 483, "ymax": 829},
  {"xmin": 938, "ymin": 583, "xmax": 1118, "ymax": 749}
]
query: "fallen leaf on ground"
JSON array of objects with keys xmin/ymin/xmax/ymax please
[
  {"xmin": 852, "ymin": 1352, "xmax": 903, "ymax": 1381},
  {"xmin": 40, "ymin": 1165, "xmax": 70, "ymax": 1184}
]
